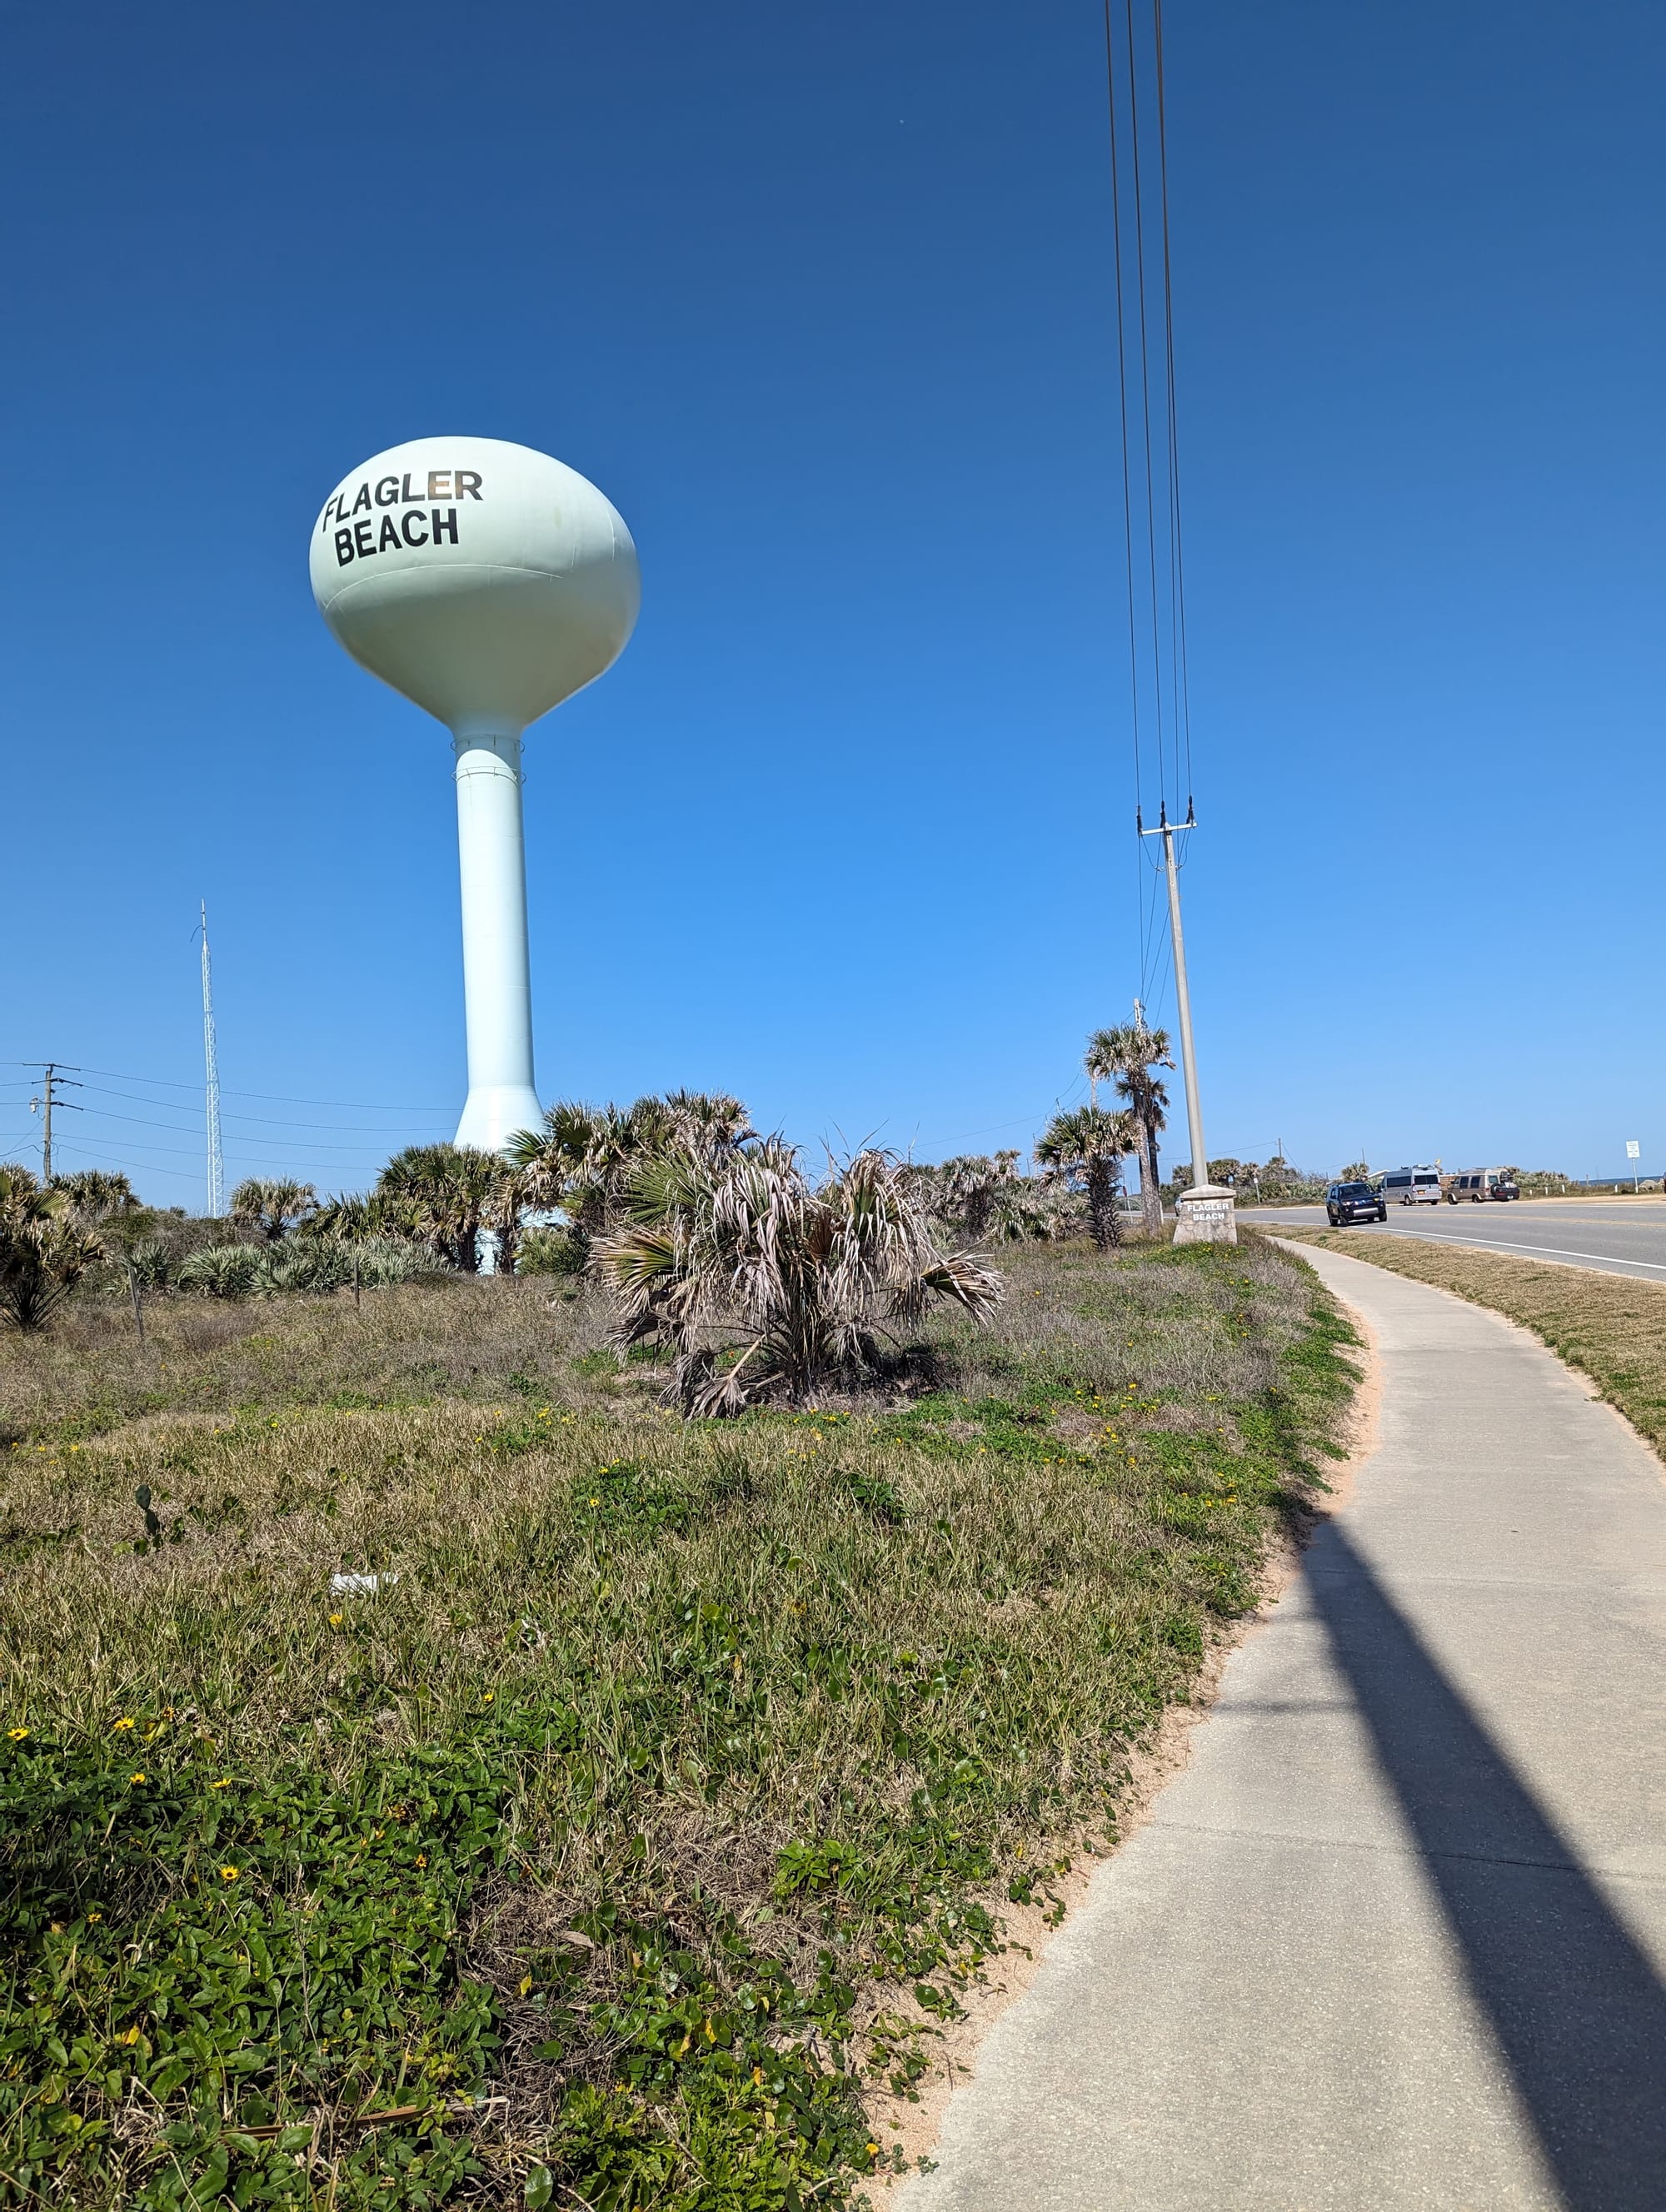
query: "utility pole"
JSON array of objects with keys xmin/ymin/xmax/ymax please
[
  {"xmin": 200, "ymin": 902, "xmax": 224, "ymax": 1218},
  {"xmin": 28, "ymin": 1064, "xmax": 82, "ymax": 1182},
  {"xmin": 1139, "ymin": 803, "xmax": 1234, "ymax": 1244}
]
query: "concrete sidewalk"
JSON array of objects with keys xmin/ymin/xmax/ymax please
[{"xmin": 899, "ymin": 1244, "xmax": 1666, "ymax": 2211}]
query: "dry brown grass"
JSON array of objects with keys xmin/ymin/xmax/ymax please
[{"xmin": 1274, "ymin": 1227, "xmax": 1666, "ymax": 1458}]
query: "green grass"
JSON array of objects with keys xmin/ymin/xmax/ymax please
[{"xmin": 0, "ymin": 1234, "xmax": 1356, "ymax": 2209}]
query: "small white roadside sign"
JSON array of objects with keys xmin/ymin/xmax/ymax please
[{"xmin": 1627, "ymin": 1140, "xmax": 1641, "ymax": 1159}]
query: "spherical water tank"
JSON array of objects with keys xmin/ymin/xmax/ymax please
[{"xmin": 309, "ymin": 435, "xmax": 640, "ymax": 735}]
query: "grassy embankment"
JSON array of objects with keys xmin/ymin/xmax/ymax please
[
  {"xmin": 1275, "ymin": 1225, "xmax": 1666, "ymax": 1455},
  {"xmin": 0, "ymin": 1234, "xmax": 1356, "ymax": 2210}
]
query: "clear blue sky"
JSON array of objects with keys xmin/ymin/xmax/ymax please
[{"xmin": 5, "ymin": 1, "xmax": 1662, "ymax": 1204}]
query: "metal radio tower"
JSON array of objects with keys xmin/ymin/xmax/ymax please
[{"xmin": 200, "ymin": 901, "xmax": 224, "ymax": 1218}]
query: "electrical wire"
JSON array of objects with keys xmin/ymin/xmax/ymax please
[
  {"xmin": 1101, "ymin": 0, "xmax": 1199, "ymax": 913},
  {"xmin": 1102, "ymin": 0, "xmax": 1151, "ymax": 989},
  {"xmin": 1153, "ymin": 0, "xmax": 1195, "ymax": 816},
  {"xmin": 72, "ymin": 1080, "xmax": 451, "ymax": 1137},
  {"xmin": 65, "ymin": 1107, "xmax": 431, "ymax": 1161},
  {"xmin": 1123, "ymin": 0, "xmax": 1172, "ymax": 817},
  {"xmin": 0, "ymin": 1063, "xmax": 451, "ymax": 1113}
]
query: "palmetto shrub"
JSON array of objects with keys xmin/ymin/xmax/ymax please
[
  {"xmin": 350, "ymin": 1235, "xmax": 452, "ymax": 1288},
  {"xmin": 123, "ymin": 1234, "xmax": 176, "ymax": 1293},
  {"xmin": 596, "ymin": 1141, "xmax": 1003, "ymax": 1416},
  {"xmin": 0, "ymin": 1168, "xmax": 103, "ymax": 1333},
  {"xmin": 516, "ymin": 1224, "xmax": 589, "ymax": 1277},
  {"xmin": 176, "ymin": 1243, "xmax": 264, "ymax": 1301},
  {"xmin": 253, "ymin": 1243, "xmax": 347, "ymax": 1297}
]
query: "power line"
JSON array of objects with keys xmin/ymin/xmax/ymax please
[
  {"xmin": 1122, "ymin": 0, "xmax": 1170, "ymax": 811},
  {"xmin": 75, "ymin": 1086, "xmax": 451, "ymax": 1135},
  {"xmin": 1152, "ymin": 0, "xmax": 1195, "ymax": 810},
  {"xmin": 0, "ymin": 1062, "xmax": 453, "ymax": 1113},
  {"xmin": 61, "ymin": 1104, "xmax": 427, "ymax": 1158}
]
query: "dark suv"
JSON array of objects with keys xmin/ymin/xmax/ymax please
[{"xmin": 1326, "ymin": 1180, "xmax": 1387, "ymax": 1226}]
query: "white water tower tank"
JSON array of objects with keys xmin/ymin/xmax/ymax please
[{"xmin": 310, "ymin": 435, "xmax": 639, "ymax": 1152}]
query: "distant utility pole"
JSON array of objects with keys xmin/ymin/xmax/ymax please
[
  {"xmin": 200, "ymin": 902, "xmax": 224, "ymax": 1218},
  {"xmin": 1140, "ymin": 802, "xmax": 1233, "ymax": 1243},
  {"xmin": 27, "ymin": 1064, "xmax": 82, "ymax": 1181}
]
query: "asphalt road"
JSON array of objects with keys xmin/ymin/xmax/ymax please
[
  {"xmin": 900, "ymin": 1245, "xmax": 1666, "ymax": 2210},
  {"xmin": 1240, "ymin": 1196, "xmax": 1666, "ymax": 1283}
]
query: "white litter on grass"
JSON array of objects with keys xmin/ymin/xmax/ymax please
[{"xmin": 330, "ymin": 1572, "xmax": 399, "ymax": 1596}]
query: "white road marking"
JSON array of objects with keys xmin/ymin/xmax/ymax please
[{"xmin": 1370, "ymin": 1228, "xmax": 1666, "ymax": 1273}]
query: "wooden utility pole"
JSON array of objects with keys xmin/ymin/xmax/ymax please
[{"xmin": 29, "ymin": 1064, "xmax": 82, "ymax": 1181}]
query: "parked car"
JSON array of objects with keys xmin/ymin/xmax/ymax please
[
  {"xmin": 1327, "ymin": 1179, "xmax": 1387, "ymax": 1226},
  {"xmin": 1380, "ymin": 1167, "xmax": 1443, "ymax": 1207},
  {"xmin": 1446, "ymin": 1168, "xmax": 1520, "ymax": 1203}
]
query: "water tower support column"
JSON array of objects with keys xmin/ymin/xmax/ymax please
[{"xmin": 451, "ymin": 730, "xmax": 543, "ymax": 1154}]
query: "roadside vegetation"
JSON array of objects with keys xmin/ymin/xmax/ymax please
[
  {"xmin": 1276, "ymin": 1224, "xmax": 1666, "ymax": 1457},
  {"xmin": 0, "ymin": 1214, "xmax": 1355, "ymax": 2208},
  {"xmin": 0, "ymin": 1055, "xmax": 1363, "ymax": 2206}
]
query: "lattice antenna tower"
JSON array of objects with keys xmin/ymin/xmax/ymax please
[{"xmin": 200, "ymin": 900, "xmax": 224, "ymax": 1218}]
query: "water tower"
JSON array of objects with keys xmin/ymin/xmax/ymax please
[{"xmin": 310, "ymin": 436, "xmax": 639, "ymax": 1151}]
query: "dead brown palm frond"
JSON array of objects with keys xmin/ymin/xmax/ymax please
[{"xmin": 594, "ymin": 1142, "xmax": 1001, "ymax": 1416}]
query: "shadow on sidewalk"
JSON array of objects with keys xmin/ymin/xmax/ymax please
[{"xmin": 1305, "ymin": 1519, "xmax": 1666, "ymax": 2209}]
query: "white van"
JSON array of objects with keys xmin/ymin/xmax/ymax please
[
  {"xmin": 1446, "ymin": 1168, "xmax": 1520, "ymax": 1203},
  {"xmin": 1379, "ymin": 1165, "xmax": 1443, "ymax": 1208}
]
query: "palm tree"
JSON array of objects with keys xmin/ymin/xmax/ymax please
[
  {"xmin": 509, "ymin": 1091, "xmax": 756, "ymax": 1243},
  {"xmin": 930, "ymin": 1152, "xmax": 1023, "ymax": 1240},
  {"xmin": 0, "ymin": 1166, "xmax": 103, "ymax": 1331},
  {"xmin": 1085, "ymin": 1025, "xmax": 1173, "ymax": 1238},
  {"xmin": 509, "ymin": 1102, "xmax": 649, "ymax": 1237},
  {"xmin": 306, "ymin": 1191, "xmax": 392, "ymax": 1243},
  {"xmin": 658, "ymin": 1089, "xmax": 756, "ymax": 1158},
  {"xmin": 595, "ymin": 1142, "xmax": 1001, "ymax": 1417},
  {"xmin": 375, "ymin": 1144, "xmax": 509, "ymax": 1273},
  {"xmin": 51, "ymin": 1169, "xmax": 138, "ymax": 1223},
  {"xmin": 229, "ymin": 1178, "xmax": 319, "ymax": 1243},
  {"xmin": 1035, "ymin": 1105, "xmax": 1138, "ymax": 1250}
]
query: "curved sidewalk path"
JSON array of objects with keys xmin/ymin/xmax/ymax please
[{"xmin": 901, "ymin": 1243, "xmax": 1666, "ymax": 2211}]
